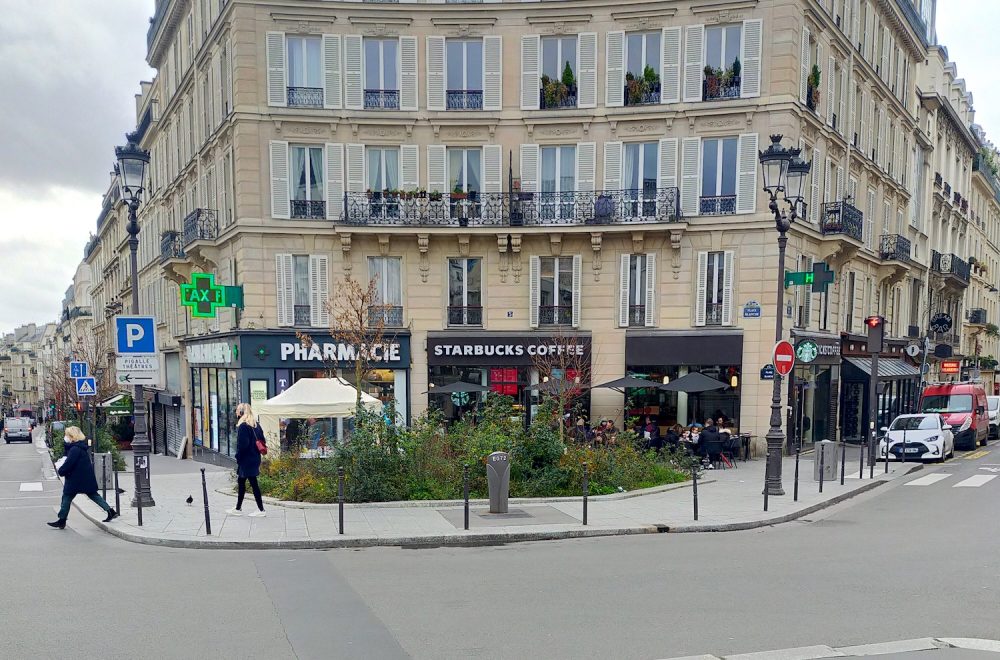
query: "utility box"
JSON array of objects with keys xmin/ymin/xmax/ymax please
[
  {"xmin": 94, "ymin": 452, "xmax": 114, "ymax": 490},
  {"xmin": 813, "ymin": 440, "xmax": 840, "ymax": 482},
  {"xmin": 486, "ymin": 451, "xmax": 510, "ymax": 514}
]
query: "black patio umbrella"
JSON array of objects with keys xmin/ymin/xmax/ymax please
[
  {"xmin": 593, "ymin": 376, "xmax": 662, "ymax": 393},
  {"xmin": 660, "ymin": 371, "xmax": 728, "ymax": 393},
  {"xmin": 425, "ymin": 381, "xmax": 490, "ymax": 395}
]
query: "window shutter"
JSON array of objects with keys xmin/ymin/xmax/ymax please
[
  {"xmin": 619, "ymin": 253, "xmax": 630, "ymax": 327},
  {"xmin": 695, "ymin": 251, "xmax": 708, "ymax": 327},
  {"xmin": 826, "ymin": 57, "xmax": 836, "ymax": 125},
  {"xmin": 427, "ymin": 145, "xmax": 446, "ymax": 194},
  {"xmin": 736, "ymin": 133, "xmax": 758, "ymax": 214},
  {"xmin": 310, "ymin": 255, "xmax": 330, "ymax": 327},
  {"xmin": 571, "ymin": 254, "xmax": 582, "ymax": 328},
  {"xmin": 741, "ymin": 19, "xmax": 762, "ymax": 98},
  {"xmin": 520, "ymin": 35, "xmax": 540, "ymax": 110},
  {"xmin": 227, "ymin": 38, "xmax": 235, "ymax": 115},
  {"xmin": 839, "ymin": 67, "xmax": 848, "ymax": 136},
  {"xmin": 266, "ymin": 32, "xmax": 287, "ymax": 107},
  {"xmin": 483, "ymin": 144, "xmax": 502, "ymax": 193},
  {"xmin": 400, "ymin": 144, "xmax": 419, "ymax": 191},
  {"xmin": 849, "ymin": 83, "xmax": 857, "ymax": 146},
  {"xmin": 644, "ymin": 252, "xmax": 656, "ymax": 327},
  {"xmin": 681, "ymin": 137, "xmax": 701, "ymax": 216},
  {"xmin": 800, "ymin": 26, "xmax": 810, "ymax": 103},
  {"xmin": 823, "ymin": 157, "xmax": 832, "ymax": 205},
  {"xmin": 344, "ymin": 35, "xmax": 363, "ymax": 111},
  {"xmin": 426, "ymin": 36, "xmax": 446, "ymax": 111},
  {"xmin": 864, "ymin": 91, "xmax": 873, "ymax": 156},
  {"xmin": 880, "ymin": 26, "xmax": 889, "ymax": 78},
  {"xmin": 603, "ymin": 141, "xmax": 623, "ymax": 191},
  {"xmin": 606, "ymin": 31, "xmax": 625, "ymax": 107},
  {"xmin": 658, "ymin": 138, "xmax": 678, "ymax": 190},
  {"xmin": 212, "ymin": 50, "xmax": 223, "ymax": 127},
  {"xmin": 345, "ymin": 143, "xmax": 365, "ymax": 193},
  {"xmin": 399, "ymin": 36, "xmax": 418, "ymax": 111},
  {"xmin": 322, "ymin": 34, "xmax": 342, "ymax": 109},
  {"xmin": 721, "ymin": 251, "xmax": 735, "ymax": 326},
  {"xmin": 661, "ymin": 27, "xmax": 681, "ymax": 104},
  {"xmin": 810, "ymin": 146, "xmax": 821, "ymax": 222},
  {"xmin": 275, "ymin": 254, "xmax": 293, "ymax": 326},
  {"xmin": 836, "ymin": 165, "xmax": 845, "ymax": 201},
  {"xmin": 576, "ymin": 142, "xmax": 596, "ymax": 193},
  {"xmin": 519, "ymin": 144, "xmax": 539, "ymax": 193},
  {"xmin": 269, "ymin": 140, "xmax": 289, "ymax": 219},
  {"xmin": 852, "ymin": 0, "xmax": 861, "ymax": 46},
  {"xmin": 325, "ymin": 143, "xmax": 344, "ymax": 221},
  {"xmin": 683, "ymin": 24, "xmax": 705, "ymax": 102},
  {"xmin": 864, "ymin": 3, "xmax": 873, "ymax": 61},
  {"xmin": 529, "ymin": 256, "xmax": 540, "ymax": 328},
  {"xmin": 577, "ymin": 32, "xmax": 598, "ymax": 109},
  {"xmin": 483, "ymin": 36, "xmax": 502, "ymax": 111}
]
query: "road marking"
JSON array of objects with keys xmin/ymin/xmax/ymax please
[
  {"xmin": 904, "ymin": 473, "xmax": 952, "ymax": 486},
  {"xmin": 953, "ymin": 475, "xmax": 997, "ymax": 488},
  {"xmin": 964, "ymin": 449, "xmax": 991, "ymax": 460},
  {"xmin": 18, "ymin": 482, "xmax": 42, "ymax": 492}
]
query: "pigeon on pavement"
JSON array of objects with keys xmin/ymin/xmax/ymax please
[{"xmin": 185, "ymin": 495, "xmax": 194, "ymax": 505}]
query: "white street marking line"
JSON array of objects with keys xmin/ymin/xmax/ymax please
[
  {"xmin": 953, "ymin": 474, "xmax": 998, "ymax": 488},
  {"xmin": 904, "ymin": 473, "xmax": 952, "ymax": 486},
  {"xmin": 18, "ymin": 482, "xmax": 42, "ymax": 492}
]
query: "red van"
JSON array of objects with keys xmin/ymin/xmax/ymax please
[{"xmin": 919, "ymin": 382, "xmax": 989, "ymax": 450}]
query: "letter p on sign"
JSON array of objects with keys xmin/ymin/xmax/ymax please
[{"xmin": 115, "ymin": 316, "xmax": 157, "ymax": 355}]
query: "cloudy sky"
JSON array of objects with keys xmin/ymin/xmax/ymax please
[{"xmin": 0, "ymin": 1, "xmax": 997, "ymax": 335}]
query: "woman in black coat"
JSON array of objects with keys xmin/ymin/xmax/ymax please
[
  {"xmin": 48, "ymin": 426, "xmax": 118, "ymax": 529},
  {"xmin": 228, "ymin": 403, "xmax": 266, "ymax": 517}
]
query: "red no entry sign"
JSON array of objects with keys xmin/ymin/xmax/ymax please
[{"xmin": 773, "ymin": 340, "xmax": 795, "ymax": 376}]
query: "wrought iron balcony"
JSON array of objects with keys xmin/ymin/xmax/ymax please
[
  {"xmin": 624, "ymin": 82, "xmax": 661, "ymax": 106},
  {"xmin": 699, "ymin": 195, "xmax": 737, "ymax": 216},
  {"xmin": 932, "ymin": 330, "xmax": 961, "ymax": 347},
  {"xmin": 806, "ymin": 84, "xmax": 818, "ymax": 112},
  {"xmin": 628, "ymin": 305, "xmax": 646, "ymax": 327},
  {"xmin": 368, "ymin": 306, "xmax": 404, "ymax": 328},
  {"xmin": 943, "ymin": 182, "xmax": 952, "ymax": 198},
  {"xmin": 969, "ymin": 308, "xmax": 988, "ymax": 325},
  {"xmin": 159, "ymin": 230, "xmax": 184, "ymax": 262},
  {"xmin": 448, "ymin": 305, "xmax": 483, "ymax": 326},
  {"xmin": 538, "ymin": 305, "xmax": 573, "ymax": 326},
  {"xmin": 539, "ymin": 85, "xmax": 578, "ymax": 110},
  {"xmin": 821, "ymin": 200, "xmax": 864, "ymax": 242},
  {"xmin": 446, "ymin": 90, "xmax": 483, "ymax": 110},
  {"xmin": 879, "ymin": 234, "xmax": 912, "ymax": 262},
  {"xmin": 706, "ymin": 303, "xmax": 723, "ymax": 326},
  {"xmin": 183, "ymin": 208, "xmax": 218, "ymax": 245},
  {"xmin": 340, "ymin": 188, "xmax": 682, "ymax": 227},
  {"xmin": 934, "ymin": 172, "xmax": 943, "ymax": 188},
  {"xmin": 287, "ymin": 87, "xmax": 324, "ymax": 108},
  {"xmin": 702, "ymin": 77, "xmax": 741, "ymax": 101},
  {"xmin": 931, "ymin": 250, "xmax": 971, "ymax": 284},
  {"xmin": 293, "ymin": 305, "xmax": 312, "ymax": 326},
  {"xmin": 364, "ymin": 89, "xmax": 400, "ymax": 110},
  {"xmin": 292, "ymin": 200, "xmax": 326, "ymax": 219},
  {"xmin": 954, "ymin": 191, "xmax": 962, "ymax": 205}
]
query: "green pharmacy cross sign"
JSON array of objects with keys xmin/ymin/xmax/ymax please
[
  {"xmin": 180, "ymin": 272, "xmax": 244, "ymax": 318},
  {"xmin": 784, "ymin": 261, "xmax": 835, "ymax": 293}
]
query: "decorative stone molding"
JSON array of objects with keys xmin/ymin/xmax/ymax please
[
  {"xmin": 377, "ymin": 234, "xmax": 390, "ymax": 257},
  {"xmin": 590, "ymin": 232, "xmax": 602, "ymax": 282},
  {"xmin": 274, "ymin": 121, "xmax": 333, "ymax": 138},
  {"xmin": 339, "ymin": 233, "xmax": 352, "ymax": 273},
  {"xmin": 548, "ymin": 233, "xmax": 563, "ymax": 256},
  {"xmin": 510, "ymin": 233, "xmax": 523, "ymax": 283},
  {"xmin": 669, "ymin": 227, "xmax": 685, "ymax": 279},
  {"xmin": 497, "ymin": 234, "xmax": 510, "ymax": 283},
  {"xmin": 417, "ymin": 234, "xmax": 430, "ymax": 283},
  {"xmin": 458, "ymin": 234, "xmax": 470, "ymax": 257},
  {"xmin": 631, "ymin": 231, "xmax": 644, "ymax": 254},
  {"xmin": 820, "ymin": 242, "xmax": 860, "ymax": 272}
]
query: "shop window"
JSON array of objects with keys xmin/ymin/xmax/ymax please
[
  {"xmin": 368, "ymin": 256, "xmax": 403, "ymax": 327},
  {"xmin": 490, "ymin": 368, "xmax": 519, "ymax": 397},
  {"xmin": 695, "ymin": 250, "xmax": 733, "ymax": 326},
  {"xmin": 448, "ymin": 258, "xmax": 483, "ymax": 326}
]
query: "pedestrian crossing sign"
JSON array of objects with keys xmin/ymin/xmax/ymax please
[{"xmin": 75, "ymin": 377, "xmax": 97, "ymax": 397}]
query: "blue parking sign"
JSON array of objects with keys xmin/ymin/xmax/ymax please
[{"xmin": 115, "ymin": 316, "xmax": 157, "ymax": 355}]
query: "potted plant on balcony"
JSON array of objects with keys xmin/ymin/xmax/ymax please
[
  {"xmin": 451, "ymin": 184, "xmax": 468, "ymax": 201},
  {"xmin": 429, "ymin": 190, "xmax": 443, "ymax": 202},
  {"xmin": 625, "ymin": 71, "xmax": 646, "ymax": 105},
  {"xmin": 562, "ymin": 61, "xmax": 576, "ymax": 95},
  {"xmin": 704, "ymin": 65, "xmax": 722, "ymax": 97},
  {"xmin": 808, "ymin": 65, "xmax": 821, "ymax": 109}
]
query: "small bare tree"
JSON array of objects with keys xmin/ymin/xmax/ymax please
[{"xmin": 530, "ymin": 330, "xmax": 592, "ymax": 445}]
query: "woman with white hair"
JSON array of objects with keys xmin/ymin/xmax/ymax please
[
  {"xmin": 228, "ymin": 403, "xmax": 266, "ymax": 517},
  {"xmin": 48, "ymin": 426, "xmax": 118, "ymax": 529}
]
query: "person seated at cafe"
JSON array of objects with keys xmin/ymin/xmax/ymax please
[
  {"xmin": 573, "ymin": 417, "xmax": 591, "ymax": 444},
  {"xmin": 664, "ymin": 424, "xmax": 681, "ymax": 449},
  {"xmin": 642, "ymin": 416, "xmax": 661, "ymax": 449},
  {"xmin": 699, "ymin": 419, "xmax": 722, "ymax": 468}
]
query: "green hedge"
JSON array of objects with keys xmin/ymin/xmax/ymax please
[{"xmin": 50, "ymin": 420, "xmax": 125, "ymax": 472}]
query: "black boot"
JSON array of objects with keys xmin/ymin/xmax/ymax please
[
  {"xmin": 47, "ymin": 519, "xmax": 66, "ymax": 529},
  {"xmin": 103, "ymin": 508, "xmax": 119, "ymax": 523}
]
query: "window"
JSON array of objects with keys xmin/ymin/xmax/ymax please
[
  {"xmin": 623, "ymin": 142, "xmax": 658, "ymax": 216},
  {"xmin": 290, "ymin": 145, "xmax": 325, "ymax": 219},
  {"xmin": 448, "ymin": 148, "xmax": 481, "ymax": 194},
  {"xmin": 540, "ymin": 146, "xmax": 576, "ymax": 220},
  {"xmin": 368, "ymin": 257, "xmax": 403, "ymax": 327},
  {"xmin": 538, "ymin": 256, "xmax": 574, "ymax": 325},
  {"xmin": 366, "ymin": 146, "xmax": 400, "ymax": 220},
  {"xmin": 700, "ymin": 137, "xmax": 738, "ymax": 215},
  {"xmin": 540, "ymin": 36, "xmax": 577, "ymax": 109},
  {"xmin": 702, "ymin": 251, "xmax": 727, "ymax": 325},
  {"xmin": 286, "ymin": 36, "xmax": 322, "ymax": 107},
  {"xmin": 292, "ymin": 255, "xmax": 310, "ymax": 325},
  {"xmin": 704, "ymin": 25, "xmax": 741, "ymax": 100},
  {"xmin": 622, "ymin": 254, "xmax": 653, "ymax": 327},
  {"xmin": 625, "ymin": 32, "xmax": 660, "ymax": 105},
  {"xmin": 447, "ymin": 39, "xmax": 483, "ymax": 109},
  {"xmin": 448, "ymin": 258, "xmax": 483, "ymax": 326},
  {"xmin": 364, "ymin": 38, "xmax": 399, "ymax": 109}
]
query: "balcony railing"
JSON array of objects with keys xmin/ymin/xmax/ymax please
[
  {"xmin": 821, "ymin": 200, "xmax": 864, "ymax": 242},
  {"xmin": 292, "ymin": 200, "xmax": 326, "ymax": 219},
  {"xmin": 879, "ymin": 234, "xmax": 912, "ymax": 262},
  {"xmin": 706, "ymin": 302, "xmax": 723, "ymax": 326},
  {"xmin": 932, "ymin": 330, "xmax": 961, "ymax": 347},
  {"xmin": 287, "ymin": 86, "xmax": 324, "ymax": 108},
  {"xmin": 539, "ymin": 85, "xmax": 578, "ymax": 110},
  {"xmin": 954, "ymin": 191, "xmax": 962, "ymax": 205},
  {"xmin": 628, "ymin": 305, "xmax": 646, "ymax": 327},
  {"xmin": 699, "ymin": 195, "xmax": 737, "ymax": 216},
  {"xmin": 448, "ymin": 305, "xmax": 483, "ymax": 326},
  {"xmin": 969, "ymin": 308, "xmax": 987, "ymax": 325},
  {"xmin": 341, "ymin": 188, "xmax": 682, "ymax": 227},
  {"xmin": 624, "ymin": 82, "xmax": 661, "ymax": 106},
  {"xmin": 183, "ymin": 208, "xmax": 218, "ymax": 245},
  {"xmin": 539, "ymin": 305, "xmax": 573, "ymax": 326},
  {"xmin": 934, "ymin": 172, "xmax": 943, "ymax": 188},
  {"xmin": 293, "ymin": 305, "xmax": 311, "ymax": 326},
  {"xmin": 447, "ymin": 90, "xmax": 483, "ymax": 110},
  {"xmin": 806, "ymin": 84, "xmax": 818, "ymax": 112},
  {"xmin": 364, "ymin": 89, "xmax": 400, "ymax": 110},
  {"xmin": 907, "ymin": 325, "xmax": 920, "ymax": 339},
  {"xmin": 703, "ymin": 77, "xmax": 741, "ymax": 101},
  {"xmin": 159, "ymin": 230, "xmax": 184, "ymax": 262},
  {"xmin": 931, "ymin": 250, "xmax": 971, "ymax": 283},
  {"xmin": 943, "ymin": 182, "xmax": 952, "ymax": 198},
  {"xmin": 368, "ymin": 306, "xmax": 404, "ymax": 328}
]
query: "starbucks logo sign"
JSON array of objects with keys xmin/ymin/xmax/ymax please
[{"xmin": 795, "ymin": 339, "xmax": 819, "ymax": 364}]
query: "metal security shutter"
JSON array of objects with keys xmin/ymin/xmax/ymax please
[{"xmin": 165, "ymin": 405, "xmax": 183, "ymax": 457}]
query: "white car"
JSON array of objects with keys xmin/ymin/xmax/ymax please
[
  {"xmin": 879, "ymin": 413, "xmax": 954, "ymax": 462},
  {"xmin": 987, "ymin": 396, "xmax": 1000, "ymax": 439}
]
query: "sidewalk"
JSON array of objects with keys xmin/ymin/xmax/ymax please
[{"xmin": 67, "ymin": 447, "xmax": 921, "ymax": 550}]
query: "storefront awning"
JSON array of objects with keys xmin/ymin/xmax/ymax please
[
  {"xmin": 99, "ymin": 393, "xmax": 131, "ymax": 408},
  {"xmin": 844, "ymin": 357, "xmax": 920, "ymax": 379},
  {"xmin": 625, "ymin": 330, "xmax": 743, "ymax": 366}
]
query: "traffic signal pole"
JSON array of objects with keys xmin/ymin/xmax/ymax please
[{"xmin": 866, "ymin": 316, "xmax": 885, "ymax": 472}]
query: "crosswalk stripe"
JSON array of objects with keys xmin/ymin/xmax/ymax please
[
  {"xmin": 18, "ymin": 482, "xmax": 42, "ymax": 492},
  {"xmin": 953, "ymin": 475, "xmax": 997, "ymax": 488},
  {"xmin": 904, "ymin": 473, "xmax": 952, "ymax": 487}
]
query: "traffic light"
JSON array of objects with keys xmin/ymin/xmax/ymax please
[{"xmin": 865, "ymin": 315, "xmax": 885, "ymax": 353}]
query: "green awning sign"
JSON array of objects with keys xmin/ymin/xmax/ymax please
[{"xmin": 180, "ymin": 272, "xmax": 244, "ymax": 318}]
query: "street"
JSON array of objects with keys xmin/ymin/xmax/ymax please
[{"xmin": 2, "ymin": 433, "xmax": 999, "ymax": 659}]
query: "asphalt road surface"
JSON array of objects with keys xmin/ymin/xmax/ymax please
[{"xmin": 2, "ymin": 434, "xmax": 998, "ymax": 659}]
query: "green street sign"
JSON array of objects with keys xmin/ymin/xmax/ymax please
[
  {"xmin": 784, "ymin": 271, "xmax": 814, "ymax": 288},
  {"xmin": 180, "ymin": 272, "xmax": 245, "ymax": 318}
]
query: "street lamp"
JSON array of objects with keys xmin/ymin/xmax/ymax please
[
  {"xmin": 115, "ymin": 132, "xmax": 155, "ymax": 508},
  {"xmin": 758, "ymin": 135, "xmax": 810, "ymax": 496}
]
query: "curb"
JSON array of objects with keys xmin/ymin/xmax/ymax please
[
  {"xmin": 662, "ymin": 636, "xmax": 1000, "ymax": 659},
  {"xmin": 77, "ymin": 464, "xmax": 923, "ymax": 550}
]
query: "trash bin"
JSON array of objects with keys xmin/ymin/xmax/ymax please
[
  {"xmin": 486, "ymin": 451, "xmax": 510, "ymax": 514},
  {"xmin": 94, "ymin": 452, "xmax": 114, "ymax": 491},
  {"xmin": 813, "ymin": 440, "xmax": 840, "ymax": 482}
]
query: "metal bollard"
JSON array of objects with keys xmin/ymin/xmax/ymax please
[
  {"xmin": 793, "ymin": 444, "xmax": 801, "ymax": 502},
  {"xmin": 859, "ymin": 441, "xmax": 865, "ymax": 479},
  {"xmin": 582, "ymin": 462, "xmax": 589, "ymax": 526},
  {"xmin": 463, "ymin": 463, "xmax": 470, "ymax": 531},
  {"xmin": 886, "ymin": 431, "xmax": 892, "ymax": 473},
  {"xmin": 337, "ymin": 466, "xmax": 345, "ymax": 535},
  {"xmin": 691, "ymin": 463, "xmax": 698, "ymax": 521},
  {"xmin": 113, "ymin": 468, "xmax": 121, "ymax": 514},
  {"xmin": 819, "ymin": 446, "xmax": 825, "ymax": 493},
  {"xmin": 200, "ymin": 468, "xmax": 212, "ymax": 536},
  {"xmin": 102, "ymin": 454, "xmax": 108, "ymax": 502},
  {"xmin": 840, "ymin": 440, "xmax": 847, "ymax": 486},
  {"xmin": 763, "ymin": 450, "xmax": 770, "ymax": 512}
]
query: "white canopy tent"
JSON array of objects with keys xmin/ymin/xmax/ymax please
[{"xmin": 255, "ymin": 378, "xmax": 382, "ymax": 451}]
